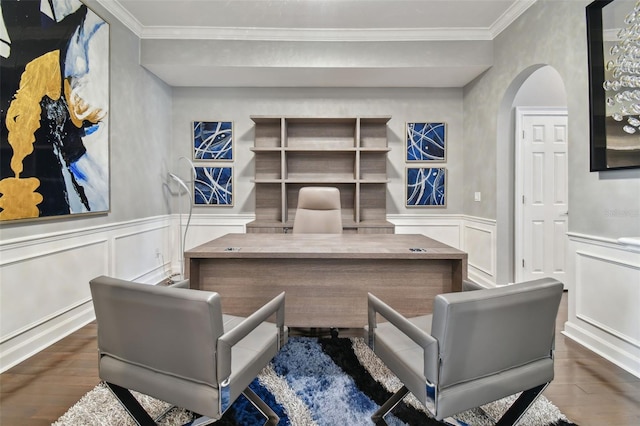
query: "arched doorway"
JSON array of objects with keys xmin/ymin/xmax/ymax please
[{"xmin": 495, "ymin": 65, "xmax": 568, "ymax": 284}]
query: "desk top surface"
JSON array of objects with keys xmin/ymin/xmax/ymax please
[{"xmin": 185, "ymin": 233, "xmax": 467, "ymax": 260}]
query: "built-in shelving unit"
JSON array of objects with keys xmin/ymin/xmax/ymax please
[{"xmin": 247, "ymin": 116, "xmax": 394, "ymax": 234}]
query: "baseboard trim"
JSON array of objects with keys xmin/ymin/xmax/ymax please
[
  {"xmin": 562, "ymin": 322, "xmax": 640, "ymax": 379},
  {"xmin": 467, "ymin": 269, "xmax": 497, "ymax": 288},
  {"xmin": 0, "ymin": 301, "xmax": 95, "ymax": 373}
]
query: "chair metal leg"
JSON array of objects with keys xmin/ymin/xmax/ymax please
[
  {"xmin": 243, "ymin": 387, "xmax": 280, "ymax": 425},
  {"xmin": 495, "ymin": 383, "xmax": 549, "ymax": 426},
  {"xmin": 154, "ymin": 404, "xmax": 178, "ymax": 423},
  {"xmin": 190, "ymin": 416, "xmax": 216, "ymax": 426},
  {"xmin": 106, "ymin": 382, "xmax": 156, "ymax": 426},
  {"xmin": 371, "ymin": 385, "xmax": 410, "ymax": 425}
]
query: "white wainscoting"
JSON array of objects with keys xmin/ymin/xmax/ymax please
[
  {"xmin": 462, "ymin": 217, "xmax": 497, "ymax": 288},
  {"xmin": 2, "ymin": 212, "xmax": 494, "ymax": 372},
  {"xmin": 388, "ymin": 214, "xmax": 497, "ymax": 287},
  {"xmin": 389, "ymin": 214, "xmax": 464, "ymax": 248},
  {"xmin": 564, "ymin": 233, "xmax": 640, "ymax": 378},
  {"xmin": 0, "ymin": 216, "xmax": 173, "ymax": 372},
  {"xmin": 170, "ymin": 214, "xmax": 254, "ymax": 279},
  {"xmin": 0, "ymin": 214, "xmax": 255, "ymax": 372}
]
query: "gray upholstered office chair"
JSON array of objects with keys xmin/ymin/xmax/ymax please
[
  {"xmin": 89, "ymin": 276, "xmax": 287, "ymax": 425},
  {"xmin": 292, "ymin": 186, "xmax": 342, "ymax": 233},
  {"xmin": 367, "ymin": 277, "xmax": 563, "ymax": 425}
]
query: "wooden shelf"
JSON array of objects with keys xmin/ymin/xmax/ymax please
[
  {"xmin": 247, "ymin": 116, "xmax": 394, "ymax": 234},
  {"xmin": 251, "ymin": 147, "xmax": 283, "ymax": 152}
]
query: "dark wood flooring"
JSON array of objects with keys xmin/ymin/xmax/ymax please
[{"xmin": 1, "ymin": 293, "xmax": 639, "ymax": 425}]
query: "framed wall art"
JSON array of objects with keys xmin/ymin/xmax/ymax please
[
  {"xmin": 406, "ymin": 167, "xmax": 446, "ymax": 207},
  {"xmin": 0, "ymin": 0, "xmax": 110, "ymax": 221},
  {"xmin": 406, "ymin": 122, "xmax": 446, "ymax": 162},
  {"xmin": 586, "ymin": 0, "xmax": 640, "ymax": 170},
  {"xmin": 194, "ymin": 166, "xmax": 233, "ymax": 206},
  {"xmin": 193, "ymin": 121, "xmax": 233, "ymax": 161}
]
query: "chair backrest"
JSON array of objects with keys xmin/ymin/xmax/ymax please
[
  {"xmin": 90, "ymin": 276, "xmax": 225, "ymax": 387},
  {"xmin": 292, "ymin": 186, "xmax": 343, "ymax": 233},
  {"xmin": 430, "ymin": 278, "xmax": 563, "ymax": 388}
]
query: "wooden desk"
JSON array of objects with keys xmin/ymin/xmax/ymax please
[{"xmin": 185, "ymin": 233, "xmax": 467, "ymax": 328}]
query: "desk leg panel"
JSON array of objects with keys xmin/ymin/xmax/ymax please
[{"xmin": 195, "ymin": 258, "xmax": 454, "ymax": 328}]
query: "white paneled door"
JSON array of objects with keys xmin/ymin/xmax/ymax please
[{"xmin": 515, "ymin": 108, "xmax": 568, "ymax": 285}]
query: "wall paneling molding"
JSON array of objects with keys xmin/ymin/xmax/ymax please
[
  {"xmin": 388, "ymin": 214, "xmax": 497, "ymax": 287},
  {"xmin": 564, "ymin": 232, "xmax": 640, "ymax": 378},
  {"xmin": 0, "ymin": 215, "xmax": 173, "ymax": 372}
]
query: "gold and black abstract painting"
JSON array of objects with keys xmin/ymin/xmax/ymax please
[{"xmin": 0, "ymin": 0, "xmax": 109, "ymax": 221}]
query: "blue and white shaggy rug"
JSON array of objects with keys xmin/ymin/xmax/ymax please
[{"xmin": 54, "ymin": 337, "xmax": 576, "ymax": 426}]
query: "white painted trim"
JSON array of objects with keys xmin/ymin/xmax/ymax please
[
  {"xmin": 576, "ymin": 312, "xmax": 640, "ymax": 349},
  {"xmin": 574, "ymin": 250, "xmax": 640, "ymax": 349},
  {"xmin": 3, "ymin": 212, "xmax": 497, "ymax": 371},
  {"xmin": 489, "ymin": 0, "xmax": 538, "ymax": 38},
  {"xmin": 95, "ymin": 0, "xmax": 537, "ymax": 41},
  {"xmin": 0, "ymin": 216, "xmax": 172, "ymax": 372},
  {"xmin": 386, "ymin": 213, "xmax": 466, "ymax": 222},
  {"xmin": 387, "ymin": 214, "xmax": 465, "ymax": 249},
  {"xmin": 0, "ymin": 301, "xmax": 95, "ymax": 373},
  {"xmin": 185, "ymin": 213, "xmax": 255, "ymax": 227},
  {"xmin": 0, "ymin": 238, "xmax": 108, "ymax": 267},
  {"xmin": 575, "ymin": 249, "xmax": 640, "ymax": 272},
  {"xmin": 0, "ymin": 296, "xmax": 93, "ymax": 345},
  {"xmin": 388, "ymin": 214, "xmax": 498, "ymax": 287},
  {"xmin": 139, "ymin": 26, "xmax": 493, "ymax": 42},
  {"xmin": 459, "ymin": 215, "xmax": 497, "ymax": 227},
  {"xmin": 170, "ymin": 213, "xmax": 255, "ymax": 277},
  {"xmin": 95, "ymin": 0, "xmax": 144, "ymax": 36},
  {"xmin": 568, "ymin": 231, "xmax": 639, "ymax": 251},
  {"xmin": 565, "ymin": 234, "xmax": 640, "ymax": 378},
  {"xmin": 463, "ymin": 217, "xmax": 498, "ymax": 287},
  {"xmin": 514, "ymin": 107, "xmax": 568, "ymax": 282},
  {"xmin": 618, "ymin": 237, "xmax": 640, "ymax": 252},
  {"xmin": 112, "ymin": 222, "xmax": 171, "ymax": 280},
  {"xmin": 465, "ymin": 224, "xmax": 495, "ymax": 276},
  {"xmin": 562, "ymin": 323, "xmax": 640, "ymax": 378},
  {"xmin": 467, "ymin": 270, "xmax": 498, "ymax": 289},
  {"xmin": 0, "ymin": 215, "xmax": 171, "ymax": 248}
]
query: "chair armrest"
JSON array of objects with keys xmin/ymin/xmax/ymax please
[
  {"xmin": 217, "ymin": 292, "xmax": 286, "ymax": 383},
  {"xmin": 368, "ymin": 292, "xmax": 439, "ymax": 382}
]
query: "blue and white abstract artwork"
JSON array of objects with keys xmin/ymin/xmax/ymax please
[
  {"xmin": 194, "ymin": 166, "xmax": 233, "ymax": 206},
  {"xmin": 407, "ymin": 122, "xmax": 446, "ymax": 162},
  {"xmin": 406, "ymin": 167, "xmax": 446, "ymax": 207},
  {"xmin": 1, "ymin": 0, "xmax": 110, "ymax": 221},
  {"xmin": 193, "ymin": 121, "xmax": 233, "ymax": 161}
]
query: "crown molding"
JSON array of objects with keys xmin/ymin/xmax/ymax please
[
  {"xmin": 96, "ymin": 0, "xmax": 537, "ymax": 42},
  {"xmin": 95, "ymin": 0, "xmax": 144, "ymax": 36},
  {"xmin": 490, "ymin": 0, "xmax": 538, "ymax": 38},
  {"xmin": 139, "ymin": 26, "xmax": 493, "ymax": 42}
]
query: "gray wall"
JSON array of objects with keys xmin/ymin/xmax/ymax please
[
  {"xmin": 512, "ymin": 66, "xmax": 567, "ymax": 107},
  {"xmin": 5, "ymin": 0, "xmax": 638, "ymax": 274},
  {"xmin": 463, "ymin": 0, "xmax": 640, "ymax": 282},
  {"xmin": 0, "ymin": 1, "xmax": 173, "ymax": 241},
  {"xmin": 171, "ymin": 87, "xmax": 464, "ymax": 215}
]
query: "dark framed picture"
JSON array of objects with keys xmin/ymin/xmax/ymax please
[
  {"xmin": 406, "ymin": 167, "xmax": 446, "ymax": 207},
  {"xmin": 194, "ymin": 166, "xmax": 233, "ymax": 206},
  {"xmin": 587, "ymin": 0, "xmax": 640, "ymax": 171},
  {"xmin": 193, "ymin": 121, "xmax": 233, "ymax": 161},
  {"xmin": 0, "ymin": 0, "xmax": 110, "ymax": 221},
  {"xmin": 406, "ymin": 122, "xmax": 446, "ymax": 162}
]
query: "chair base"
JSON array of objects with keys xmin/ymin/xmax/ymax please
[
  {"xmin": 371, "ymin": 383, "xmax": 549, "ymax": 426},
  {"xmin": 371, "ymin": 385, "xmax": 409, "ymax": 425},
  {"xmin": 106, "ymin": 382, "xmax": 279, "ymax": 426},
  {"xmin": 494, "ymin": 383, "xmax": 548, "ymax": 426}
]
